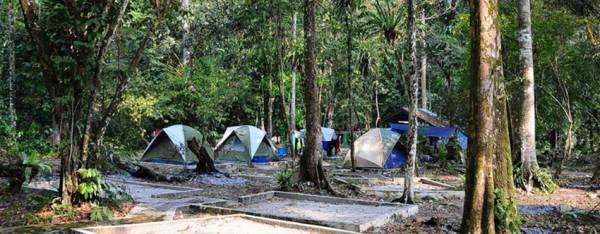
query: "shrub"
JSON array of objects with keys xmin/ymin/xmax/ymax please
[
  {"xmin": 90, "ymin": 205, "xmax": 113, "ymax": 222},
  {"xmin": 513, "ymin": 164, "xmax": 559, "ymax": 193},
  {"xmin": 274, "ymin": 167, "xmax": 292, "ymax": 191},
  {"xmin": 78, "ymin": 168, "xmax": 107, "ymax": 201}
]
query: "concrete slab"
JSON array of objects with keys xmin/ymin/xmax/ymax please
[
  {"xmin": 361, "ymin": 185, "xmax": 464, "ymax": 200},
  {"xmin": 72, "ymin": 214, "xmax": 356, "ymax": 234},
  {"xmin": 188, "ymin": 191, "xmax": 418, "ymax": 232}
]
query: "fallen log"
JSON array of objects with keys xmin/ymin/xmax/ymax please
[
  {"xmin": 420, "ymin": 177, "xmax": 457, "ymax": 189},
  {"xmin": 112, "ymin": 157, "xmax": 190, "ymax": 182},
  {"xmin": 333, "ymin": 177, "xmax": 362, "ymax": 192}
]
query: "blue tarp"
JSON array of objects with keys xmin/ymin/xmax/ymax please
[
  {"xmin": 389, "ymin": 123, "xmax": 468, "ymax": 150},
  {"xmin": 383, "ymin": 143, "xmax": 407, "ymax": 169}
]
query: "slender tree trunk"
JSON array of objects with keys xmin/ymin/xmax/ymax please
[
  {"xmin": 446, "ymin": 69, "xmax": 454, "ymax": 123},
  {"xmin": 276, "ymin": 11, "xmax": 291, "ymax": 137},
  {"xmin": 182, "ymin": 0, "xmax": 190, "ymax": 68},
  {"xmin": 290, "ymin": 11, "xmax": 298, "ymax": 162},
  {"xmin": 7, "ymin": 0, "xmax": 17, "ymax": 137},
  {"xmin": 517, "ymin": 0, "xmax": 538, "ymax": 191},
  {"xmin": 81, "ymin": 0, "xmax": 130, "ymax": 165},
  {"xmin": 300, "ymin": 0, "xmax": 325, "ymax": 186},
  {"xmin": 402, "ymin": 0, "xmax": 418, "ymax": 204},
  {"xmin": 267, "ymin": 77, "xmax": 274, "ymax": 137},
  {"xmin": 325, "ymin": 85, "xmax": 335, "ymax": 128},
  {"xmin": 420, "ymin": 10, "xmax": 427, "ymax": 110},
  {"xmin": 344, "ymin": 14, "xmax": 356, "ymax": 171},
  {"xmin": 461, "ymin": 0, "xmax": 503, "ymax": 232},
  {"xmin": 94, "ymin": 0, "xmax": 171, "ymax": 149}
]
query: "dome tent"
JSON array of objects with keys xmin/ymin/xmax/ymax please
[
  {"xmin": 299, "ymin": 127, "xmax": 337, "ymax": 153},
  {"xmin": 141, "ymin": 125, "xmax": 214, "ymax": 165},
  {"xmin": 343, "ymin": 128, "xmax": 407, "ymax": 169},
  {"xmin": 214, "ymin": 125, "xmax": 276, "ymax": 163}
]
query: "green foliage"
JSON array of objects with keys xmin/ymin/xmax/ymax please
[
  {"xmin": 77, "ymin": 168, "xmax": 107, "ymax": 201},
  {"xmin": 513, "ymin": 165, "xmax": 559, "ymax": 194},
  {"xmin": 493, "ymin": 188, "xmax": 522, "ymax": 234},
  {"xmin": 535, "ymin": 168, "xmax": 559, "ymax": 194},
  {"xmin": 274, "ymin": 167, "xmax": 293, "ymax": 191},
  {"xmin": 52, "ymin": 204, "xmax": 77, "ymax": 220},
  {"xmin": 90, "ymin": 205, "xmax": 113, "ymax": 222}
]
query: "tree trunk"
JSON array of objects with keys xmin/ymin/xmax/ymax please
[
  {"xmin": 81, "ymin": 0, "xmax": 130, "ymax": 165},
  {"xmin": 94, "ymin": 0, "xmax": 171, "ymax": 149},
  {"xmin": 325, "ymin": 86, "xmax": 335, "ymax": 128},
  {"xmin": 276, "ymin": 11, "xmax": 291, "ymax": 137},
  {"xmin": 445, "ymin": 69, "xmax": 454, "ymax": 123},
  {"xmin": 300, "ymin": 0, "xmax": 325, "ymax": 186},
  {"xmin": 290, "ymin": 11, "xmax": 298, "ymax": 162},
  {"xmin": 402, "ymin": 0, "xmax": 418, "ymax": 204},
  {"xmin": 420, "ymin": 10, "xmax": 427, "ymax": 110},
  {"xmin": 182, "ymin": 0, "xmax": 191, "ymax": 68},
  {"xmin": 266, "ymin": 77, "xmax": 275, "ymax": 137},
  {"xmin": 517, "ymin": 0, "xmax": 538, "ymax": 191},
  {"xmin": 461, "ymin": 0, "xmax": 503, "ymax": 232},
  {"xmin": 344, "ymin": 14, "xmax": 356, "ymax": 172},
  {"xmin": 494, "ymin": 69, "xmax": 517, "ymax": 233},
  {"xmin": 187, "ymin": 139, "xmax": 218, "ymax": 174},
  {"xmin": 7, "ymin": 0, "xmax": 17, "ymax": 137}
]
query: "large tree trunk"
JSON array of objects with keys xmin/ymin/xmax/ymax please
[
  {"xmin": 7, "ymin": 0, "xmax": 17, "ymax": 137},
  {"xmin": 461, "ymin": 0, "xmax": 503, "ymax": 232},
  {"xmin": 300, "ymin": 0, "xmax": 326, "ymax": 187},
  {"xmin": 290, "ymin": 11, "xmax": 298, "ymax": 162},
  {"xmin": 494, "ymin": 70, "xmax": 517, "ymax": 233},
  {"xmin": 517, "ymin": 0, "xmax": 538, "ymax": 191},
  {"xmin": 420, "ymin": 10, "xmax": 428, "ymax": 110},
  {"xmin": 401, "ymin": 0, "xmax": 418, "ymax": 204}
]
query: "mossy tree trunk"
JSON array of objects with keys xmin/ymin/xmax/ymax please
[{"xmin": 461, "ymin": 0, "xmax": 507, "ymax": 232}]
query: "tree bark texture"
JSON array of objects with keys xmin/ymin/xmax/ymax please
[
  {"xmin": 345, "ymin": 14, "xmax": 356, "ymax": 171},
  {"xmin": 276, "ymin": 11, "xmax": 291, "ymax": 136},
  {"xmin": 517, "ymin": 0, "xmax": 538, "ymax": 186},
  {"xmin": 182, "ymin": 0, "xmax": 191, "ymax": 67},
  {"xmin": 7, "ymin": 0, "xmax": 17, "ymax": 137},
  {"xmin": 420, "ymin": 10, "xmax": 428, "ymax": 110},
  {"xmin": 461, "ymin": 0, "xmax": 504, "ymax": 232},
  {"xmin": 290, "ymin": 11, "xmax": 298, "ymax": 162},
  {"xmin": 401, "ymin": 0, "xmax": 418, "ymax": 204},
  {"xmin": 300, "ymin": 0, "xmax": 325, "ymax": 186}
]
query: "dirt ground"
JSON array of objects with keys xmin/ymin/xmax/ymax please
[{"xmin": 1, "ymin": 159, "xmax": 598, "ymax": 233}]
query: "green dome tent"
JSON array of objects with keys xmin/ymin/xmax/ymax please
[
  {"xmin": 214, "ymin": 125, "xmax": 276, "ymax": 163},
  {"xmin": 343, "ymin": 128, "xmax": 407, "ymax": 169},
  {"xmin": 141, "ymin": 125, "xmax": 214, "ymax": 165}
]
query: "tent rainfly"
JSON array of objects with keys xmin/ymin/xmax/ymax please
[
  {"xmin": 300, "ymin": 127, "xmax": 336, "ymax": 142},
  {"xmin": 141, "ymin": 125, "xmax": 214, "ymax": 165},
  {"xmin": 214, "ymin": 125, "xmax": 276, "ymax": 163},
  {"xmin": 343, "ymin": 128, "xmax": 407, "ymax": 169}
]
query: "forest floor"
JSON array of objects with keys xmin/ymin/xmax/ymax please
[{"xmin": 1, "ymin": 158, "xmax": 598, "ymax": 233}]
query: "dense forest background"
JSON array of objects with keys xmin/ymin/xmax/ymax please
[{"xmin": 0, "ymin": 0, "xmax": 598, "ymax": 166}]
